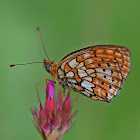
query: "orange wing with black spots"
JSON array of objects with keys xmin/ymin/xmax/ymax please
[{"xmin": 57, "ymin": 45, "xmax": 131, "ymax": 102}]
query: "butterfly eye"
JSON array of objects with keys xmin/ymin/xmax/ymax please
[{"xmin": 46, "ymin": 64, "xmax": 51, "ymax": 72}]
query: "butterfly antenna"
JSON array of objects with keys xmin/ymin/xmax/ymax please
[
  {"xmin": 36, "ymin": 26, "xmax": 50, "ymax": 60},
  {"xmin": 9, "ymin": 62, "xmax": 43, "ymax": 67}
]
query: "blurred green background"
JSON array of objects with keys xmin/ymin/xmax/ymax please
[{"xmin": 1, "ymin": 0, "xmax": 140, "ymax": 140}]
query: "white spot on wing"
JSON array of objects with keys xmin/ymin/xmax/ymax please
[
  {"xmin": 97, "ymin": 73, "xmax": 112, "ymax": 82},
  {"xmin": 58, "ymin": 68, "xmax": 64, "ymax": 78},
  {"xmin": 61, "ymin": 62, "xmax": 66, "ymax": 70},
  {"xmin": 80, "ymin": 66, "xmax": 87, "ymax": 70},
  {"xmin": 86, "ymin": 69, "xmax": 95, "ymax": 74},
  {"xmin": 96, "ymin": 68, "xmax": 111, "ymax": 75},
  {"xmin": 83, "ymin": 77, "xmax": 92, "ymax": 82},
  {"xmin": 106, "ymin": 49, "xmax": 114, "ymax": 54},
  {"xmin": 67, "ymin": 79, "xmax": 77, "ymax": 84},
  {"xmin": 107, "ymin": 93, "xmax": 114, "ymax": 100},
  {"xmin": 119, "ymin": 73, "xmax": 122, "ymax": 79},
  {"xmin": 98, "ymin": 88, "xmax": 101, "ymax": 94},
  {"xmin": 114, "ymin": 89, "xmax": 119, "ymax": 96},
  {"xmin": 116, "ymin": 66, "xmax": 120, "ymax": 71},
  {"xmin": 83, "ymin": 52, "xmax": 90, "ymax": 59},
  {"xmin": 78, "ymin": 69, "xmax": 87, "ymax": 77},
  {"xmin": 76, "ymin": 62, "xmax": 84, "ymax": 69},
  {"xmin": 69, "ymin": 58, "xmax": 79, "ymax": 68},
  {"xmin": 118, "ymin": 81, "xmax": 122, "ymax": 87},
  {"xmin": 81, "ymin": 80, "xmax": 95, "ymax": 92},
  {"xmin": 109, "ymin": 88, "xmax": 114, "ymax": 93},
  {"xmin": 115, "ymin": 52, "xmax": 122, "ymax": 57},
  {"xmin": 98, "ymin": 91, "xmax": 101, "ymax": 97},
  {"xmin": 66, "ymin": 71, "xmax": 74, "ymax": 77},
  {"xmin": 89, "ymin": 73, "xmax": 96, "ymax": 78},
  {"xmin": 86, "ymin": 58, "xmax": 93, "ymax": 63}
]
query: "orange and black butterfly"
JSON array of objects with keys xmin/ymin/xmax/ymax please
[
  {"xmin": 10, "ymin": 27, "xmax": 131, "ymax": 103},
  {"xmin": 44, "ymin": 45, "xmax": 131, "ymax": 103}
]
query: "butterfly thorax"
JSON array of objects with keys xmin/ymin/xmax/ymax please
[{"xmin": 43, "ymin": 59, "xmax": 59, "ymax": 83}]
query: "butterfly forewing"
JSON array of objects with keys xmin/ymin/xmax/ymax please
[{"xmin": 57, "ymin": 45, "xmax": 131, "ymax": 102}]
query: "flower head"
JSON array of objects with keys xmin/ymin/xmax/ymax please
[{"xmin": 31, "ymin": 81, "xmax": 78, "ymax": 140}]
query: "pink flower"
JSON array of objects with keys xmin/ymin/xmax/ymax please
[{"xmin": 31, "ymin": 81, "xmax": 78, "ymax": 140}]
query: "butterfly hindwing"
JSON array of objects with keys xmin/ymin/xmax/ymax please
[{"xmin": 57, "ymin": 45, "xmax": 131, "ymax": 102}]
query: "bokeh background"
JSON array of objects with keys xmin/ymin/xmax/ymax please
[{"xmin": 1, "ymin": 0, "xmax": 140, "ymax": 140}]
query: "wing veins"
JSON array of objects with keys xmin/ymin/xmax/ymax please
[{"xmin": 66, "ymin": 76, "xmax": 120, "ymax": 96}]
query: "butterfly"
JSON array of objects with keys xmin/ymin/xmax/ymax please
[
  {"xmin": 44, "ymin": 45, "xmax": 131, "ymax": 103},
  {"xmin": 9, "ymin": 27, "xmax": 131, "ymax": 103}
]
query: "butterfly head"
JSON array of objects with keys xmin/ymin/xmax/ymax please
[{"xmin": 43, "ymin": 59, "xmax": 58, "ymax": 76}]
